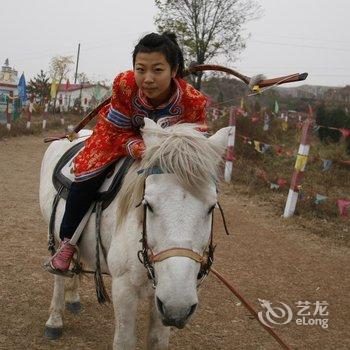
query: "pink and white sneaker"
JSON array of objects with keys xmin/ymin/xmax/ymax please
[{"xmin": 44, "ymin": 239, "xmax": 77, "ymax": 277}]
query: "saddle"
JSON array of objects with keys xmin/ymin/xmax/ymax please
[
  {"xmin": 47, "ymin": 141, "xmax": 134, "ymax": 302},
  {"xmin": 52, "ymin": 141, "xmax": 135, "ymax": 210}
]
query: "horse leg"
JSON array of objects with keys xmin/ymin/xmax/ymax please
[
  {"xmin": 147, "ymin": 296, "xmax": 170, "ymax": 350},
  {"xmin": 44, "ymin": 275, "xmax": 65, "ymax": 340},
  {"xmin": 112, "ymin": 275, "xmax": 139, "ymax": 350},
  {"xmin": 65, "ymin": 274, "xmax": 82, "ymax": 314}
]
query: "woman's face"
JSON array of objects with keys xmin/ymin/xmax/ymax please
[{"xmin": 134, "ymin": 51, "xmax": 177, "ymax": 106}]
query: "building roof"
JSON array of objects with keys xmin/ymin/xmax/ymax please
[{"xmin": 0, "ymin": 82, "xmax": 17, "ymax": 88}]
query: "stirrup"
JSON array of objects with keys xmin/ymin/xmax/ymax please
[
  {"xmin": 43, "ymin": 249, "xmax": 82, "ymax": 278},
  {"xmin": 43, "ymin": 260, "xmax": 76, "ymax": 278}
]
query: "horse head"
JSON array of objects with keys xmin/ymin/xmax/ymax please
[{"xmin": 135, "ymin": 118, "xmax": 231, "ymax": 328}]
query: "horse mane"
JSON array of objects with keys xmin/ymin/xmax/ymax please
[{"xmin": 117, "ymin": 123, "xmax": 225, "ymax": 228}]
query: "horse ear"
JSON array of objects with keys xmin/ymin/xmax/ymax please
[
  {"xmin": 141, "ymin": 118, "xmax": 162, "ymax": 148},
  {"xmin": 208, "ymin": 126, "xmax": 232, "ymax": 151}
]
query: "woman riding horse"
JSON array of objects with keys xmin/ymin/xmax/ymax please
[{"xmin": 45, "ymin": 32, "xmax": 209, "ymax": 275}]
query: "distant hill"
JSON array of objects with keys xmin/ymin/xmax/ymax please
[
  {"xmin": 277, "ymin": 85, "xmax": 339, "ymax": 98},
  {"xmin": 197, "ymin": 76, "xmax": 350, "ymax": 110}
]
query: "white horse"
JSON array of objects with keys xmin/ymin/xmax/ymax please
[{"xmin": 39, "ymin": 118, "xmax": 231, "ymax": 349}]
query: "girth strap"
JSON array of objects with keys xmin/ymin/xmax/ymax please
[
  {"xmin": 94, "ymin": 201, "xmax": 110, "ymax": 304},
  {"xmin": 48, "ymin": 186, "xmax": 64, "ymax": 255}
]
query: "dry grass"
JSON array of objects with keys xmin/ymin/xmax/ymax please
[
  {"xmin": 213, "ymin": 115, "xmax": 350, "ymax": 245},
  {"xmin": 0, "ymin": 113, "xmax": 89, "ymax": 140}
]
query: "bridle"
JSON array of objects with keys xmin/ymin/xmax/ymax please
[
  {"xmin": 134, "ymin": 170, "xmax": 294, "ymax": 350},
  {"xmin": 136, "ymin": 167, "xmax": 230, "ymax": 288}
]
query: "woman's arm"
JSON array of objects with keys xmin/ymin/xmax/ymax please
[{"xmin": 104, "ymin": 72, "xmax": 145, "ymax": 159}]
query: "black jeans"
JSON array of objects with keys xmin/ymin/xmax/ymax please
[{"xmin": 59, "ymin": 170, "xmax": 108, "ymax": 240}]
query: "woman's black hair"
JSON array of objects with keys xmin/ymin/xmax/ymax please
[{"xmin": 133, "ymin": 32, "xmax": 184, "ymax": 77}]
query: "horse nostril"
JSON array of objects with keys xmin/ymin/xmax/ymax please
[
  {"xmin": 187, "ymin": 303, "xmax": 197, "ymax": 318},
  {"xmin": 156, "ymin": 296, "xmax": 166, "ymax": 317}
]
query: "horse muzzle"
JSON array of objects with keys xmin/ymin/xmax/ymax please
[{"xmin": 156, "ymin": 296, "xmax": 197, "ymax": 329}]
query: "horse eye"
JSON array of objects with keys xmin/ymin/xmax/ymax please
[
  {"xmin": 146, "ymin": 202, "xmax": 154, "ymax": 213},
  {"xmin": 208, "ymin": 204, "xmax": 216, "ymax": 214}
]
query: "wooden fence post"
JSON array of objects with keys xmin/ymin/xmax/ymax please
[
  {"xmin": 224, "ymin": 107, "xmax": 236, "ymax": 183},
  {"xmin": 283, "ymin": 106, "xmax": 314, "ymax": 218}
]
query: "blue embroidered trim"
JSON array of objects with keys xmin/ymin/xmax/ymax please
[
  {"xmin": 132, "ymin": 97, "xmax": 183, "ymax": 123},
  {"xmin": 106, "ymin": 107, "xmax": 131, "ymax": 128},
  {"xmin": 131, "ymin": 80, "xmax": 183, "ymax": 128}
]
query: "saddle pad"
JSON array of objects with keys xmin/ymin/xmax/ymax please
[{"xmin": 52, "ymin": 141, "xmax": 135, "ymax": 210}]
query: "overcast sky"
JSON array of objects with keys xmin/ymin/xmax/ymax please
[{"xmin": 1, "ymin": 0, "xmax": 349, "ymax": 87}]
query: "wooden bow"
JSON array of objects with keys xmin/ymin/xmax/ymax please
[
  {"xmin": 184, "ymin": 64, "xmax": 308, "ymax": 88},
  {"xmin": 44, "ymin": 64, "xmax": 308, "ymax": 143}
]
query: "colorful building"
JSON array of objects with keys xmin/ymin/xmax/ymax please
[
  {"xmin": 57, "ymin": 83, "xmax": 110, "ymax": 112},
  {"xmin": 0, "ymin": 59, "xmax": 19, "ymax": 123}
]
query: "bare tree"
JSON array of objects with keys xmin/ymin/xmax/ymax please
[
  {"xmin": 49, "ymin": 55, "xmax": 74, "ymax": 109},
  {"xmin": 76, "ymin": 72, "xmax": 90, "ymax": 110},
  {"xmin": 155, "ymin": 0, "xmax": 262, "ymax": 90}
]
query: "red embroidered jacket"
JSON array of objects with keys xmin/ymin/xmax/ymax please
[{"xmin": 74, "ymin": 70, "xmax": 207, "ymax": 181}]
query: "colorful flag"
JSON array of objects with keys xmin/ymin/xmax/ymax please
[
  {"xmin": 261, "ymin": 143, "xmax": 270, "ymax": 154},
  {"xmin": 274, "ymin": 100, "xmax": 279, "ymax": 114},
  {"xmin": 17, "ymin": 73, "xmax": 27, "ymax": 103},
  {"xmin": 236, "ymin": 107, "xmax": 245, "ymax": 116},
  {"xmin": 50, "ymin": 78, "xmax": 58, "ymax": 99},
  {"xmin": 254, "ymin": 140, "xmax": 261, "ymax": 153},
  {"xmin": 256, "ymin": 169, "xmax": 268, "ymax": 181},
  {"xmin": 282, "ymin": 121, "xmax": 288, "ymax": 131},
  {"xmin": 270, "ymin": 182, "xmax": 279, "ymax": 190},
  {"xmin": 277, "ymin": 178, "xmax": 287, "ymax": 188},
  {"xmin": 322, "ymin": 159, "xmax": 332, "ymax": 171},
  {"xmin": 275, "ymin": 145, "xmax": 283, "ymax": 155},
  {"xmin": 337, "ymin": 199, "xmax": 350, "ymax": 217},
  {"xmin": 240, "ymin": 97, "xmax": 244, "ymax": 109},
  {"xmin": 212, "ymin": 108, "xmax": 220, "ymax": 120},
  {"xmin": 340, "ymin": 128, "xmax": 350, "ymax": 138},
  {"xmin": 242, "ymin": 136, "xmax": 249, "ymax": 144},
  {"xmin": 315, "ymin": 194, "xmax": 327, "ymax": 205},
  {"xmin": 295, "ymin": 154, "xmax": 308, "ymax": 171},
  {"xmin": 263, "ymin": 114, "xmax": 270, "ymax": 131}
]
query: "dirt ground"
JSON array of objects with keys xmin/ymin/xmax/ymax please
[{"xmin": 0, "ymin": 134, "xmax": 349, "ymax": 350}]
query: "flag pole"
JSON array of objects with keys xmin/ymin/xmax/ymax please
[
  {"xmin": 74, "ymin": 43, "xmax": 80, "ymax": 84},
  {"xmin": 67, "ymin": 43, "xmax": 80, "ymax": 112},
  {"xmin": 283, "ymin": 106, "xmax": 314, "ymax": 218},
  {"xmin": 224, "ymin": 107, "xmax": 236, "ymax": 182}
]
